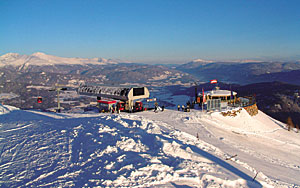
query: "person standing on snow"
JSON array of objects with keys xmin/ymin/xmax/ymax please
[
  {"xmin": 116, "ymin": 104, "xmax": 120, "ymax": 113},
  {"xmin": 154, "ymin": 105, "xmax": 158, "ymax": 113},
  {"xmin": 154, "ymin": 102, "xmax": 159, "ymax": 113},
  {"xmin": 186, "ymin": 103, "xmax": 190, "ymax": 112},
  {"xmin": 178, "ymin": 105, "xmax": 180, "ymax": 111}
]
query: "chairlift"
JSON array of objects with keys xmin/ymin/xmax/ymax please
[{"xmin": 37, "ymin": 97, "xmax": 42, "ymax": 104}]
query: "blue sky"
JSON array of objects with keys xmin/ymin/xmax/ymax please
[{"xmin": 1, "ymin": 0, "xmax": 300, "ymax": 63}]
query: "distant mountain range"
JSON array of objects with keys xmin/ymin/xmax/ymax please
[
  {"xmin": 176, "ymin": 59, "xmax": 300, "ymax": 85},
  {"xmin": 0, "ymin": 52, "xmax": 120, "ymax": 67},
  {"xmin": 2, "ymin": 52, "xmax": 300, "ymax": 86},
  {"xmin": 1, "ymin": 52, "xmax": 300, "ymax": 125},
  {"xmin": 0, "ymin": 52, "xmax": 195, "ymax": 86}
]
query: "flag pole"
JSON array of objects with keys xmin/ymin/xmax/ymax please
[{"xmin": 202, "ymin": 88, "xmax": 205, "ymax": 112}]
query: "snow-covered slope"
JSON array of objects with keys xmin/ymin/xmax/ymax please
[
  {"xmin": 0, "ymin": 52, "xmax": 122, "ymax": 67},
  {"xmin": 0, "ymin": 104, "xmax": 19, "ymax": 115},
  {"xmin": 0, "ymin": 106, "xmax": 299, "ymax": 187}
]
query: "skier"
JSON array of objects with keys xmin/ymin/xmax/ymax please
[
  {"xmin": 182, "ymin": 105, "xmax": 185, "ymax": 112},
  {"xmin": 154, "ymin": 102, "xmax": 159, "ymax": 113},
  {"xmin": 116, "ymin": 104, "xmax": 120, "ymax": 113},
  {"xmin": 186, "ymin": 103, "xmax": 190, "ymax": 112},
  {"xmin": 177, "ymin": 105, "xmax": 180, "ymax": 111}
]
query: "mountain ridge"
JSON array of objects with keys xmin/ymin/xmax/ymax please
[
  {"xmin": 176, "ymin": 60, "xmax": 300, "ymax": 85},
  {"xmin": 0, "ymin": 52, "xmax": 124, "ymax": 67}
]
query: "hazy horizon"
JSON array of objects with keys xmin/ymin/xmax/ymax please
[{"xmin": 2, "ymin": 51, "xmax": 300, "ymax": 65}]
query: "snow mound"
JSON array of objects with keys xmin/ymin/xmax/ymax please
[
  {"xmin": 211, "ymin": 108, "xmax": 284, "ymax": 134},
  {"xmin": 141, "ymin": 109, "xmax": 300, "ymax": 187}
]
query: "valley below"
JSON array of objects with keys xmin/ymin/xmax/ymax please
[{"xmin": 1, "ymin": 52, "xmax": 300, "ymax": 129}]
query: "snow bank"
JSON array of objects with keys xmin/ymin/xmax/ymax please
[
  {"xmin": 0, "ymin": 104, "xmax": 18, "ymax": 115},
  {"xmin": 211, "ymin": 108, "xmax": 281, "ymax": 134},
  {"xmin": 142, "ymin": 109, "xmax": 300, "ymax": 187}
]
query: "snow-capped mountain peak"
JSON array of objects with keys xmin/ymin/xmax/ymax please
[
  {"xmin": 0, "ymin": 52, "xmax": 20, "ymax": 60},
  {"xmin": 31, "ymin": 52, "xmax": 47, "ymax": 57},
  {"xmin": 0, "ymin": 52, "xmax": 124, "ymax": 67},
  {"xmin": 192, "ymin": 58, "xmax": 214, "ymax": 63}
]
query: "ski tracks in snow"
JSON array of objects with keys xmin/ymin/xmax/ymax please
[{"xmin": 0, "ymin": 108, "xmax": 298, "ymax": 187}]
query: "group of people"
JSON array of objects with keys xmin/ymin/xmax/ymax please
[
  {"xmin": 110, "ymin": 104, "xmax": 120, "ymax": 114},
  {"xmin": 154, "ymin": 102, "xmax": 164, "ymax": 113},
  {"xmin": 177, "ymin": 103, "xmax": 191, "ymax": 112}
]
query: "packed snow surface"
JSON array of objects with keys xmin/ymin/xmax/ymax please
[
  {"xmin": 0, "ymin": 104, "xmax": 18, "ymax": 115},
  {"xmin": 0, "ymin": 106, "xmax": 300, "ymax": 187}
]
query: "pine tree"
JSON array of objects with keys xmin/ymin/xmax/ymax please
[{"xmin": 286, "ymin": 117, "xmax": 294, "ymax": 131}]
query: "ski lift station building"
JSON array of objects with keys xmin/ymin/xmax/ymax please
[
  {"xmin": 199, "ymin": 87, "xmax": 238, "ymax": 102},
  {"xmin": 78, "ymin": 85, "xmax": 150, "ymax": 110}
]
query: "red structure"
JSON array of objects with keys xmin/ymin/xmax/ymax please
[{"xmin": 37, "ymin": 97, "xmax": 42, "ymax": 104}]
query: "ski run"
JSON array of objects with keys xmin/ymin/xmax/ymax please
[{"xmin": 1, "ymin": 104, "xmax": 300, "ymax": 187}]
